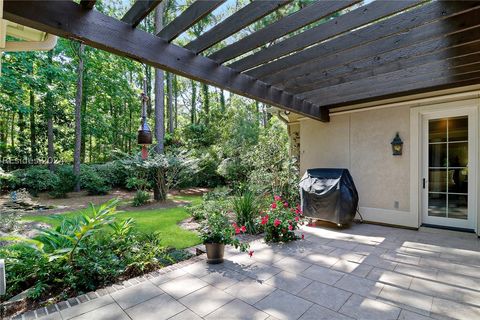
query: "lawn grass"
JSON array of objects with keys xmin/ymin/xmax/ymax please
[{"xmin": 22, "ymin": 195, "xmax": 202, "ymax": 249}]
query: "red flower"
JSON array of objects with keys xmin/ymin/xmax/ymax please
[
  {"xmin": 248, "ymin": 250, "xmax": 254, "ymax": 257},
  {"xmin": 240, "ymin": 225, "xmax": 247, "ymax": 233},
  {"xmin": 232, "ymin": 223, "xmax": 241, "ymax": 234},
  {"xmin": 301, "ymin": 234, "xmax": 305, "ymax": 240},
  {"xmin": 261, "ymin": 215, "xmax": 269, "ymax": 225},
  {"xmin": 288, "ymin": 224, "xmax": 293, "ymax": 231},
  {"xmin": 274, "ymin": 195, "xmax": 281, "ymax": 201},
  {"xmin": 274, "ymin": 218, "xmax": 281, "ymax": 227},
  {"xmin": 283, "ymin": 202, "xmax": 289, "ymax": 208},
  {"xmin": 295, "ymin": 216, "xmax": 300, "ymax": 222},
  {"xmin": 295, "ymin": 208, "xmax": 301, "ymax": 215},
  {"xmin": 271, "ymin": 203, "xmax": 277, "ymax": 209}
]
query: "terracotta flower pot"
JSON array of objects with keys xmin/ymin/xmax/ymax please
[{"xmin": 205, "ymin": 243, "xmax": 225, "ymax": 264}]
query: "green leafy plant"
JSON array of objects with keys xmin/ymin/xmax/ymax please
[
  {"xmin": 132, "ymin": 190, "xmax": 150, "ymax": 207},
  {"xmin": 12, "ymin": 167, "xmax": 59, "ymax": 196},
  {"xmin": 259, "ymin": 195, "xmax": 304, "ymax": 243},
  {"xmin": 49, "ymin": 166, "xmax": 76, "ymax": 198},
  {"xmin": 199, "ymin": 211, "xmax": 249, "ymax": 253},
  {"xmin": 79, "ymin": 167, "xmax": 111, "ymax": 195},
  {"xmin": 36, "ymin": 199, "xmax": 119, "ymax": 263},
  {"xmin": 232, "ymin": 189, "xmax": 260, "ymax": 234}
]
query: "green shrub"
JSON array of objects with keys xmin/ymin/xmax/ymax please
[
  {"xmin": 93, "ymin": 161, "xmax": 128, "ymax": 188},
  {"xmin": 132, "ymin": 190, "xmax": 150, "ymax": 207},
  {"xmin": 187, "ymin": 196, "xmax": 231, "ymax": 221},
  {"xmin": 80, "ymin": 166, "xmax": 110, "ymax": 195},
  {"xmin": 50, "ymin": 166, "xmax": 76, "ymax": 198},
  {"xmin": 232, "ymin": 190, "xmax": 260, "ymax": 234},
  {"xmin": 12, "ymin": 167, "xmax": 59, "ymax": 196}
]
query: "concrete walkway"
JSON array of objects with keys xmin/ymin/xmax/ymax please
[{"xmin": 33, "ymin": 223, "xmax": 480, "ymax": 320}]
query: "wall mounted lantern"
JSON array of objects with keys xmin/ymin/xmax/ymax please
[{"xmin": 391, "ymin": 132, "xmax": 403, "ymax": 156}]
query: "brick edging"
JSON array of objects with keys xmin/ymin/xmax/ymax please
[{"xmin": 10, "ymin": 254, "xmax": 205, "ymax": 320}]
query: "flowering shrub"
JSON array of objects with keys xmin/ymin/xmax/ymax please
[
  {"xmin": 199, "ymin": 212, "xmax": 250, "ymax": 253},
  {"xmin": 259, "ymin": 195, "xmax": 304, "ymax": 242}
]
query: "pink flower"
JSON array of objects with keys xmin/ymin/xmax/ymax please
[
  {"xmin": 295, "ymin": 216, "xmax": 300, "ymax": 222},
  {"xmin": 274, "ymin": 195, "xmax": 281, "ymax": 201},
  {"xmin": 295, "ymin": 208, "xmax": 301, "ymax": 215},
  {"xmin": 240, "ymin": 225, "xmax": 247, "ymax": 233},
  {"xmin": 261, "ymin": 215, "xmax": 269, "ymax": 225},
  {"xmin": 274, "ymin": 218, "xmax": 281, "ymax": 227},
  {"xmin": 248, "ymin": 250, "xmax": 254, "ymax": 257},
  {"xmin": 232, "ymin": 223, "xmax": 240, "ymax": 234},
  {"xmin": 288, "ymin": 224, "xmax": 293, "ymax": 231},
  {"xmin": 283, "ymin": 202, "xmax": 289, "ymax": 208},
  {"xmin": 301, "ymin": 234, "xmax": 305, "ymax": 240},
  {"xmin": 271, "ymin": 203, "xmax": 277, "ymax": 209}
]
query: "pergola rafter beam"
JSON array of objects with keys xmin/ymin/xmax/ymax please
[
  {"xmin": 282, "ymin": 8, "xmax": 480, "ymax": 92},
  {"xmin": 121, "ymin": 0, "xmax": 162, "ymax": 28},
  {"xmin": 249, "ymin": 1, "xmax": 480, "ymax": 81},
  {"xmin": 157, "ymin": 0, "xmax": 225, "ymax": 42},
  {"xmin": 303, "ymin": 63, "xmax": 480, "ymax": 108},
  {"xmin": 229, "ymin": 0, "xmax": 423, "ymax": 72},
  {"xmin": 185, "ymin": 0, "xmax": 291, "ymax": 54},
  {"xmin": 3, "ymin": 0, "xmax": 328, "ymax": 122},
  {"xmin": 208, "ymin": 0, "xmax": 360, "ymax": 64}
]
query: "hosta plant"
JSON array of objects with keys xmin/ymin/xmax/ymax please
[{"xmin": 259, "ymin": 195, "xmax": 304, "ymax": 243}]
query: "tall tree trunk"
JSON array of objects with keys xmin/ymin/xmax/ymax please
[
  {"xmin": 153, "ymin": 3, "xmax": 167, "ymax": 201},
  {"xmin": 29, "ymin": 90, "xmax": 37, "ymax": 161},
  {"xmin": 80, "ymin": 67, "xmax": 88, "ymax": 163},
  {"xmin": 201, "ymin": 83, "xmax": 209, "ymax": 125},
  {"xmin": 73, "ymin": 43, "xmax": 85, "ymax": 191},
  {"xmin": 191, "ymin": 80, "xmax": 196, "ymax": 124},
  {"xmin": 167, "ymin": 72, "xmax": 174, "ymax": 134},
  {"xmin": 173, "ymin": 75, "xmax": 178, "ymax": 130},
  {"xmin": 220, "ymin": 89, "xmax": 225, "ymax": 113},
  {"xmin": 46, "ymin": 50, "xmax": 55, "ymax": 171},
  {"xmin": 18, "ymin": 109, "xmax": 26, "ymax": 157},
  {"xmin": 10, "ymin": 112, "xmax": 15, "ymax": 150}
]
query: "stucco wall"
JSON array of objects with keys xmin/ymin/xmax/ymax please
[{"xmin": 300, "ymin": 105, "xmax": 410, "ymax": 214}]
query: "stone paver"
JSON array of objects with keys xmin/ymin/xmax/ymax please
[
  {"xmin": 159, "ymin": 274, "xmax": 208, "ymax": 299},
  {"xmin": 339, "ymin": 294, "xmax": 401, "ymax": 320},
  {"xmin": 298, "ymin": 281, "xmax": 352, "ymax": 311},
  {"xmin": 125, "ymin": 293, "xmax": 186, "ymax": 320},
  {"xmin": 179, "ymin": 285, "xmax": 234, "ymax": 317},
  {"xmin": 205, "ymin": 299, "xmax": 269, "ymax": 320},
  {"xmin": 111, "ymin": 281, "xmax": 163, "ymax": 309},
  {"xmin": 70, "ymin": 303, "xmax": 129, "ymax": 320},
  {"xmin": 224, "ymin": 278, "xmax": 276, "ymax": 305},
  {"xmin": 255, "ymin": 289, "xmax": 313, "ymax": 320},
  {"xmin": 265, "ymin": 270, "xmax": 312, "ymax": 294},
  {"xmin": 30, "ymin": 223, "xmax": 480, "ymax": 320}
]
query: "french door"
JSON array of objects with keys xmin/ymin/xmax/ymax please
[{"xmin": 422, "ymin": 108, "xmax": 476, "ymax": 230}]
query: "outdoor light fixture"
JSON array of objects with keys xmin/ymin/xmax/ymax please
[
  {"xmin": 391, "ymin": 132, "xmax": 403, "ymax": 156},
  {"xmin": 137, "ymin": 80, "xmax": 152, "ymax": 160}
]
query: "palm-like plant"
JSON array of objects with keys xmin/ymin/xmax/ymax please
[
  {"xmin": 232, "ymin": 190, "xmax": 259, "ymax": 234},
  {"xmin": 35, "ymin": 199, "xmax": 120, "ymax": 263}
]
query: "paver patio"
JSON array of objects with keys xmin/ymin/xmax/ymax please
[{"xmin": 32, "ymin": 223, "xmax": 480, "ymax": 320}]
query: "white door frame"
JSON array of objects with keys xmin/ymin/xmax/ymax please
[{"xmin": 410, "ymin": 99, "xmax": 478, "ymax": 232}]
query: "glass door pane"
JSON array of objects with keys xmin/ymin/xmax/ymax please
[{"xmin": 428, "ymin": 116, "xmax": 468, "ymax": 220}]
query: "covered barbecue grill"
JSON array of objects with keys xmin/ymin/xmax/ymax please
[{"xmin": 300, "ymin": 168, "xmax": 359, "ymax": 227}]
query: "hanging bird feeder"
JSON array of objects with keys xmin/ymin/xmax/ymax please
[{"xmin": 137, "ymin": 80, "xmax": 152, "ymax": 159}]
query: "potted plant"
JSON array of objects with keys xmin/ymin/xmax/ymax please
[{"xmin": 200, "ymin": 211, "xmax": 251, "ymax": 264}]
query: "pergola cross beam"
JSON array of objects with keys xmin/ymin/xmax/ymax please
[{"xmin": 2, "ymin": 0, "xmax": 327, "ymax": 121}]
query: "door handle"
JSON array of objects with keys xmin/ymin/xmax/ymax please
[{"xmin": 423, "ymin": 178, "xmax": 426, "ymax": 189}]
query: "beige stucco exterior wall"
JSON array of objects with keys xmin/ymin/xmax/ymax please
[
  {"xmin": 296, "ymin": 86, "xmax": 480, "ymax": 231},
  {"xmin": 300, "ymin": 106, "xmax": 410, "ymax": 214}
]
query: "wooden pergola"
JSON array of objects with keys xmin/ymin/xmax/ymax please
[{"xmin": 4, "ymin": 0, "xmax": 480, "ymax": 122}]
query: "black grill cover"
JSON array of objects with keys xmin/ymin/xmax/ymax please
[{"xmin": 300, "ymin": 168, "xmax": 359, "ymax": 226}]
